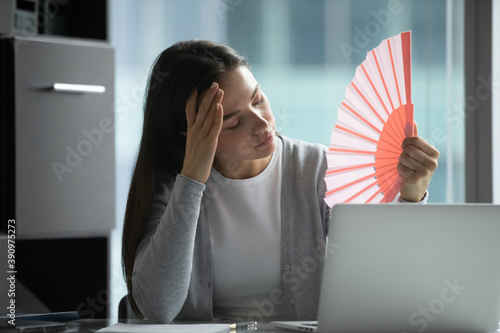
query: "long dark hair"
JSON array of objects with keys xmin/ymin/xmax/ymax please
[{"xmin": 122, "ymin": 40, "xmax": 248, "ymax": 317}]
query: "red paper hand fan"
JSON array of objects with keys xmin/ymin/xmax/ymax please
[{"xmin": 324, "ymin": 31, "xmax": 413, "ymax": 207}]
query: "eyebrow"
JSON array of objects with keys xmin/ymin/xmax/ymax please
[{"xmin": 223, "ymin": 84, "xmax": 260, "ymax": 121}]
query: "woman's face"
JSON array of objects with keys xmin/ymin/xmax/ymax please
[{"xmin": 213, "ymin": 66, "xmax": 277, "ymax": 179}]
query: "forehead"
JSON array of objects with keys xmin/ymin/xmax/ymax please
[{"xmin": 220, "ymin": 66, "xmax": 258, "ymax": 96}]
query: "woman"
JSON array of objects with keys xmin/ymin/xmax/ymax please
[{"xmin": 122, "ymin": 40, "xmax": 439, "ymax": 323}]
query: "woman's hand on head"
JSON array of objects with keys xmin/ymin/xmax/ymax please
[
  {"xmin": 181, "ymin": 82, "xmax": 224, "ymax": 184},
  {"xmin": 397, "ymin": 122, "xmax": 440, "ymax": 202}
]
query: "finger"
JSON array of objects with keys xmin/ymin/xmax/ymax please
[
  {"xmin": 413, "ymin": 121, "xmax": 418, "ymax": 136},
  {"xmin": 399, "ymin": 147, "xmax": 438, "ymax": 173},
  {"xmin": 209, "ymin": 103, "xmax": 224, "ymax": 140},
  {"xmin": 398, "ymin": 150, "xmax": 427, "ymax": 173},
  {"xmin": 401, "ymin": 137, "xmax": 440, "ymax": 159},
  {"xmin": 195, "ymin": 82, "xmax": 219, "ymax": 128},
  {"xmin": 200, "ymin": 89, "xmax": 224, "ymax": 136},
  {"xmin": 401, "ymin": 144, "xmax": 428, "ymax": 164},
  {"xmin": 185, "ymin": 89, "xmax": 198, "ymax": 128},
  {"xmin": 397, "ymin": 162, "xmax": 414, "ymax": 179},
  {"xmin": 215, "ymin": 88, "xmax": 224, "ymax": 104}
]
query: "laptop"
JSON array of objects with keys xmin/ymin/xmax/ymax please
[{"xmin": 272, "ymin": 204, "xmax": 500, "ymax": 333}]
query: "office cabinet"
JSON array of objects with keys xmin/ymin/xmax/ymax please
[
  {"xmin": 1, "ymin": 36, "xmax": 115, "ymax": 237},
  {"xmin": 0, "ymin": 35, "xmax": 114, "ymax": 318}
]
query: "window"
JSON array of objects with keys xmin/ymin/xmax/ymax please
[{"xmin": 494, "ymin": 0, "xmax": 500, "ymax": 204}]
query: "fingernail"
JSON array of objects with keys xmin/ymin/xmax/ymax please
[
  {"xmin": 217, "ymin": 89, "xmax": 222, "ymax": 96},
  {"xmin": 211, "ymin": 82, "xmax": 217, "ymax": 89}
]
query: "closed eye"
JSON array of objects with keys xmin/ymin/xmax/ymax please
[
  {"xmin": 253, "ymin": 98, "xmax": 263, "ymax": 106},
  {"xmin": 229, "ymin": 119, "xmax": 241, "ymax": 130}
]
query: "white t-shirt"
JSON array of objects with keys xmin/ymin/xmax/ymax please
[{"xmin": 206, "ymin": 139, "xmax": 286, "ymax": 321}]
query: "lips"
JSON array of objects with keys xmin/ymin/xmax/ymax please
[{"xmin": 256, "ymin": 131, "xmax": 274, "ymax": 148}]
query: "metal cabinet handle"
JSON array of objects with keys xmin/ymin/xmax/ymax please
[{"xmin": 51, "ymin": 83, "xmax": 106, "ymax": 94}]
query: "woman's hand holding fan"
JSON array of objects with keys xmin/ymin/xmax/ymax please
[{"xmin": 398, "ymin": 122, "xmax": 439, "ymax": 202}]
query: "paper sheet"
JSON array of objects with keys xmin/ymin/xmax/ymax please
[{"xmin": 97, "ymin": 322, "xmax": 232, "ymax": 333}]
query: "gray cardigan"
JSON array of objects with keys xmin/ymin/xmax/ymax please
[{"xmin": 132, "ymin": 135, "xmax": 331, "ymax": 323}]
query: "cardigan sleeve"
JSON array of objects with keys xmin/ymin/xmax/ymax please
[
  {"xmin": 396, "ymin": 190, "xmax": 429, "ymax": 203},
  {"xmin": 132, "ymin": 174, "xmax": 205, "ymax": 323},
  {"xmin": 318, "ymin": 145, "xmax": 332, "ymax": 233}
]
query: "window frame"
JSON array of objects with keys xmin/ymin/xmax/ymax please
[{"xmin": 464, "ymin": 0, "xmax": 493, "ymax": 203}]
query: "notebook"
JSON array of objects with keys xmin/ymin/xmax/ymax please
[{"xmin": 272, "ymin": 204, "xmax": 500, "ymax": 333}]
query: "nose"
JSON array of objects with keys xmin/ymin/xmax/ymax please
[{"xmin": 248, "ymin": 108, "xmax": 269, "ymax": 134}]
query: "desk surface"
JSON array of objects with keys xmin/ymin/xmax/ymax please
[
  {"xmin": 40, "ymin": 319, "xmax": 500, "ymax": 333},
  {"xmin": 75, "ymin": 319, "xmax": 292, "ymax": 332}
]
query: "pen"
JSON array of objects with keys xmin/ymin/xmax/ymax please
[{"xmin": 229, "ymin": 321, "xmax": 257, "ymax": 329}]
